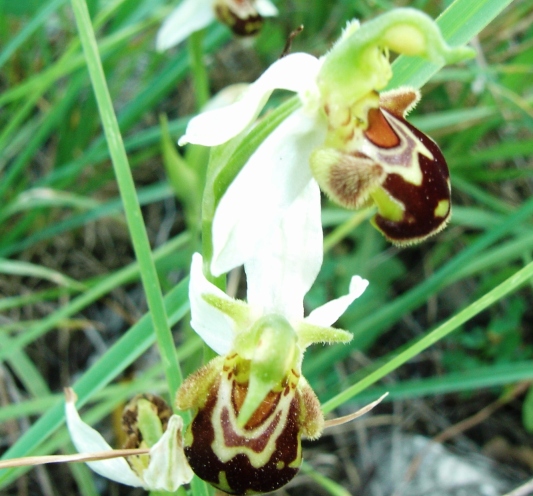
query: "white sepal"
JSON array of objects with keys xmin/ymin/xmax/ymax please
[
  {"xmin": 143, "ymin": 415, "xmax": 194, "ymax": 491},
  {"xmin": 189, "ymin": 253, "xmax": 236, "ymax": 354},
  {"xmin": 64, "ymin": 390, "xmax": 144, "ymax": 487},
  {"xmin": 179, "ymin": 53, "xmax": 321, "ymax": 146},
  {"xmin": 255, "ymin": 0, "xmax": 278, "ymax": 16},
  {"xmin": 305, "ymin": 276, "xmax": 369, "ymax": 327},
  {"xmin": 211, "ymin": 107, "xmax": 327, "ymax": 277},
  {"xmin": 245, "ymin": 180, "xmax": 323, "ymax": 321},
  {"xmin": 156, "ymin": 0, "xmax": 214, "ymax": 51}
]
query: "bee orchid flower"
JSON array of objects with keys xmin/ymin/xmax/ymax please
[
  {"xmin": 179, "ymin": 9, "xmax": 475, "ymax": 276},
  {"xmin": 156, "ymin": 0, "xmax": 278, "ymax": 51},
  {"xmin": 178, "ymin": 181, "xmax": 369, "ymax": 494}
]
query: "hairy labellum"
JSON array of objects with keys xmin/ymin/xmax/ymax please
[
  {"xmin": 311, "ymin": 87, "xmax": 451, "ymax": 244},
  {"xmin": 214, "ymin": 0, "xmax": 263, "ymax": 37},
  {"xmin": 369, "ymin": 108, "xmax": 450, "ymax": 243},
  {"xmin": 176, "ymin": 353, "xmax": 323, "ymax": 495}
]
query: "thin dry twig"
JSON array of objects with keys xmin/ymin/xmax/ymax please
[
  {"xmin": 0, "ymin": 448, "xmax": 150, "ymax": 470},
  {"xmin": 502, "ymin": 477, "xmax": 533, "ymax": 496},
  {"xmin": 324, "ymin": 393, "xmax": 389, "ymax": 429}
]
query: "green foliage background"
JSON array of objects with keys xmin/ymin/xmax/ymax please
[{"xmin": 1, "ymin": 0, "xmax": 532, "ymax": 494}]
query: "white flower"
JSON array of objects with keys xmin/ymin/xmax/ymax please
[
  {"xmin": 181, "ymin": 176, "xmax": 368, "ymax": 493},
  {"xmin": 180, "ymin": 10, "xmax": 475, "ymax": 274},
  {"xmin": 64, "ymin": 389, "xmax": 193, "ymax": 491},
  {"xmin": 156, "ymin": 0, "xmax": 278, "ymax": 51},
  {"xmin": 189, "ymin": 179, "xmax": 369, "ymax": 356},
  {"xmin": 183, "ymin": 53, "xmax": 325, "ymax": 276},
  {"xmin": 188, "ymin": 177, "xmax": 368, "ymax": 424}
]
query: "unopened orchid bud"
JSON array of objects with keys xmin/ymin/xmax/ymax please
[
  {"xmin": 65, "ymin": 389, "xmax": 193, "ymax": 492},
  {"xmin": 121, "ymin": 395, "xmax": 171, "ymax": 476}
]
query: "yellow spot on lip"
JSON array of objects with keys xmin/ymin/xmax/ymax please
[
  {"xmin": 371, "ymin": 187, "xmax": 404, "ymax": 222},
  {"xmin": 277, "ymin": 461, "xmax": 285, "ymax": 470},
  {"xmin": 434, "ymin": 199, "xmax": 450, "ymax": 218}
]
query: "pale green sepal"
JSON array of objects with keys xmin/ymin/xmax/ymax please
[
  {"xmin": 318, "ymin": 8, "xmax": 475, "ymax": 109},
  {"xmin": 237, "ymin": 315, "xmax": 299, "ymax": 427},
  {"xmin": 202, "ymin": 293, "xmax": 251, "ymax": 329},
  {"xmin": 137, "ymin": 398, "xmax": 165, "ymax": 448},
  {"xmin": 296, "ymin": 322, "xmax": 353, "ymax": 349}
]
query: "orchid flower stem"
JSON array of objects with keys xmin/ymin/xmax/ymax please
[
  {"xmin": 71, "ymin": 0, "xmax": 183, "ymax": 400},
  {"xmin": 322, "ymin": 259, "xmax": 533, "ymax": 414},
  {"xmin": 188, "ymin": 29, "xmax": 210, "ymax": 110}
]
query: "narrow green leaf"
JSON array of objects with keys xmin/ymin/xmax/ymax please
[{"xmin": 71, "ymin": 0, "xmax": 183, "ymax": 400}]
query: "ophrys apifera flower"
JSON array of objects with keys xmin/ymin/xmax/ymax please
[
  {"xmin": 179, "ymin": 9, "xmax": 475, "ymax": 276},
  {"xmin": 178, "ymin": 182, "xmax": 368, "ymax": 494},
  {"xmin": 157, "ymin": 0, "xmax": 278, "ymax": 51}
]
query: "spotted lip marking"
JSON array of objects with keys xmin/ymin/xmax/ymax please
[
  {"xmin": 185, "ymin": 375, "xmax": 302, "ymax": 495},
  {"xmin": 373, "ymin": 114, "xmax": 451, "ymax": 244}
]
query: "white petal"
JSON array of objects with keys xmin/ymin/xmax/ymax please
[
  {"xmin": 305, "ymin": 276, "xmax": 369, "ymax": 327},
  {"xmin": 143, "ymin": 415, "xmax": 194, "ymax": 491},
  {"xmin": 255, "ymin": 0, "xmax": 278, "ymax": 16},
  {"xmin": 179, "ymin": 53, "xmax": 321, "ymax": 146},
  {"xmin": 189, "ymin": 252, "xmax": 236, "ymax": 354},
  {"xmin": 244, "ymin": 180, "xmax": 322, "ymax": 321},
  {"xmin": 156, "ymin": 0, "xmax": 214, "ymax": 51},
  {"xmin": 211, "ymin": 106, "xmax": 327, "ymax": 276},
  {"xmin": 201, "ymin": 83, "xmax": 250, "ymax": 112},
  {"xmin": 64, "ymin": 391, "xmax": 144, "ymax": 487}
]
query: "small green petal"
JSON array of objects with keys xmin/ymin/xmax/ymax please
[
  {"xmin": 296, "ymin": 322, "xmax": 353, "ymax": 349},
  {"xmin": 202, "ymin": 293, "xmax": 251, "ymax": 329}
]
